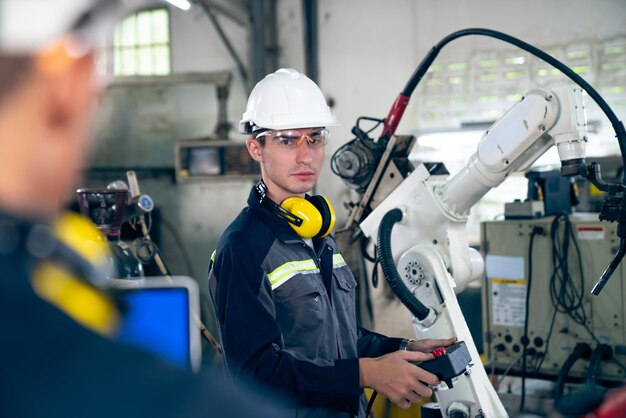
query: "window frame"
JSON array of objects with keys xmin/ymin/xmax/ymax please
[{"xmin": 110, "ymin": 6, "xmax": 173, "ymax": 77}]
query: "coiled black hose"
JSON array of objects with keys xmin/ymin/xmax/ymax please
[
  {"xmin": 586, "ymin": 344, "xmax": 612, "ymax": 387},
  {"xmin": 554, "ymin": 343, "xmax": 591, "ymax": 400},
  {"xmin": 376, "ymin": 208, "xmax": 430, "ymax": 321}
]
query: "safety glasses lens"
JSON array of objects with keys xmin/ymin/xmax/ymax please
[{"xmin": 266, "ymin": 129, "xmax": 329, "ymax": 148}]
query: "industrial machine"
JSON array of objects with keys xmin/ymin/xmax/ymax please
[
  {"xmin": 76, "ymin": 174, "xmax": 155, "ymax": 281},
  {"xmin": 332, "ymin": 28, "xmax": 626, "ymax": 417},
  {"xmin": 482, "ymin": 215, "xmax": 626, "ymax": 383},
  {"xmin": 77, "ymin": 171, "xmax": 223, "ymax": 354},
  {"xmin": 174, "ymin": 138, "xmax": 260, "ymax": 182}
]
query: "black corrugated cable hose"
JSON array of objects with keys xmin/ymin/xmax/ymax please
[
  {"xmin": 586, "ymin": 344, "xmax": 613, "ymax": 387},
  {"xmin": 554, "ymin": 344, "xmax": 610, "ymax": 417},
  {"xmin": 554, "ymin": 342, "xmax": 592, "ymax": 400},
  {"xmin": 376, "ymin": 208, "xmax": 430, "ymax": 321}
]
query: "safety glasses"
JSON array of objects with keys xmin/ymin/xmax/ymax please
[{"xmin": 256, "ymin": 128, "xmax": 329, "ymax": 149}]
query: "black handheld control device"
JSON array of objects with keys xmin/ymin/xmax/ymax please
[{"xmin": 415, "ymin": 341, "xmax": 472, "ymax": 389}]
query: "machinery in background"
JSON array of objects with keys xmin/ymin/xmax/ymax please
[
  {"xmin": 174, "ymin": 138, "xmax": 260, "ymax": 182},
  {"xmin": 482, "ymin": 215, "xmax": 626, "ymax": 384},
  {"xmin": 575, "ymin": 155, "xmax": 624, "ymax": 213},
  {"xmin": 332, "ymin": 28, "xmax": 626, "ymax": 417},
  {"xmin": 76, "ymin": 176, "xmax": 155, "ymax": 282},
  {"xmin": 331, "ymin": 117, "xmax": 414, "ymax": 197},
  {"xmin": 347, "ymin": 83, "xmax": 590, "ymax": 417},
  {"xmin": 504, "ymin": 168, "xmax": 578, "ymax": 220},
  {"xmin": 77, "ymin": 171, "xmax": 223, "ymax": 354}
]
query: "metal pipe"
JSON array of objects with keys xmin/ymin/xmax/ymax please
[
  {"xmin": 197, "ymin": 1, "xmax": 249, "ymax": 93},
  {"xmin": 302, "ymin": 0, "xmax": 319, "ymax": 84},
  {"xmin": 195, "ymin": 0, "xmax": 248, "ymax": 26},
  {"xmin": 249, "ymin": 0, "xmax": 266, "ymax": 86}
]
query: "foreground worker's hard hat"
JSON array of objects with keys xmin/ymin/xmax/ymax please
[
  {"xmin": 240, "ymin": 68, "xmax": 339, "ymax": 134},
  {"xmin": 0, "ymin": 0, "xmax": 162, "ymax": 54}
]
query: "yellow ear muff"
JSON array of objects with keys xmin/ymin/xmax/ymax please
[
  {"xmin": 53, "ymin": 212, "xmax": 111, "ymax": 265},
  {"xmin": 31, "ymin": 213, "xmax": 120, "ymax": 336},
  {"xmin": 280, "ymin": 195, "xmax": 336, "ymax": 239},
  {"xmin": 280, "ymin": 197, "xmax": 323, "ymax": 239},
  {"xmin": 305, "ymin": 195, "xmax": 336, "ymax": 238}
]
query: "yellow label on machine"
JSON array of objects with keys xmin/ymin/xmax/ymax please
[{"xmin": 490, "ymin": 278, "xmax": 527, "ymax": 285}]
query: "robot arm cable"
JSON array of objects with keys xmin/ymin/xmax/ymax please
[
  {"xmin": 520, "ymin": 226, "xmax": 544, "ymax": 412},
  {"xmin": 549, "ymin": 214, "xmax": 587, "ymax": 322},
  {"xmin": 394, "ymin": 28, "xmax": 626, "ymax": 178},
  {"xmin": 376, "ymin": 208, "xmax": 431, "ymax": 321}
]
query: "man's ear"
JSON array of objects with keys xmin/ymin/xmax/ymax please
[{"xmin": 246, "ymin": 137, "xmax": 263, "ymax": 162}]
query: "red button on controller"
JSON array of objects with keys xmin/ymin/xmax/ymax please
[{"xmin": 432, "ymin": 347, "xmax": 446, "ymax": 357}]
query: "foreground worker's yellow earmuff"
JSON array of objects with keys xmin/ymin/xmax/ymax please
[
  {"xmin": 255, "ymin": 180, "xmax": 336, "ymax": 239},
  {"xmin": 31, "ymin": 213, "xmax": 120, "ymax": 336}
]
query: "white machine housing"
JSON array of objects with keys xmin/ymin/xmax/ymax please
[{"xmin": 360, "ymin": 86, "xmax": 588, "ymax": 417}]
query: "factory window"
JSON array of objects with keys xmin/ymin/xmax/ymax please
[{"xmin": 113, "ymin": 8, "xmax": 171, "ymax": 76}]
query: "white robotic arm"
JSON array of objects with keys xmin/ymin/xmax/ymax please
[
  {"xmin": 439, "ymin": 86, "xmax": 587, "ymax": 217},
  {"xmin": 359, "ymin": 85, "xmax": 588, "ymax": 417}
]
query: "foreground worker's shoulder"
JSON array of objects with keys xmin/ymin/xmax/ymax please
[{"xmin": 187, "ymin": 370, "xmax": 292, "ymax": 418}]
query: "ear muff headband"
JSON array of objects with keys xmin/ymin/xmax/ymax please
[{"xmin": 255, "ymin": 180, "xmax": 304, "ymax": 227}]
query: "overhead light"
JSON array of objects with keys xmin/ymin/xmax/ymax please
[{"xmin": 165, "ymin": 0, "xmax": 191, "ymax": 10}]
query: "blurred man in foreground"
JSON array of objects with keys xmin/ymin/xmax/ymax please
[{"xmin": 0, "ymin": 1, "xmax": 285, "ymax": 416}]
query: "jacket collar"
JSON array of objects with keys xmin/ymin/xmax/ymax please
[
  {"xmin": 0, "ymin": 210, "xmax": 44, "ymax": 256},
  {"xmin": 247, "ymin": 186, "xmax": 304, "ymax": 244}
]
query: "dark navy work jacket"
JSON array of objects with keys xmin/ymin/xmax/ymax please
[{"xmin": 209, "ymin": 187, "xmax": 403, "ymax": 418}]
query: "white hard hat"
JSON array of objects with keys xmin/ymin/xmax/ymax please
[
  {"xmin": 0, "ymin": 0, "xmax": 163, "ymax": 54},
  {"xmin": 240, "ymin": 68, "xmax": 339, "ymax": 134}
]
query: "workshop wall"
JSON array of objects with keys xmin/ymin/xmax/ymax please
[{"xmin": 170, "ymin": 5, "xmax": 249, "ymax": 128}]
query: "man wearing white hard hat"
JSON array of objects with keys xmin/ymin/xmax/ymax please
[
  {"xmin": 209, "ymin": 68, "xmax": 455, "ymax": 417},
  {"xmin": 0, "ymin": 1, "xmax": 286, "ymax": 417}
]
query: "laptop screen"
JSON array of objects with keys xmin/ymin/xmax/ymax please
[{"xmin": 113, "ymin": 277, "xmax": 201, "ymax": 372}]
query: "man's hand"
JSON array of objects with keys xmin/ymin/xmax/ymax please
[
  {"xmin": 359, "ymin": 351, "xmax": 440, "ymax": 409},
  {"xmin": 407, "ymin": 337, "xmax": 456, "ymax": 353}
]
